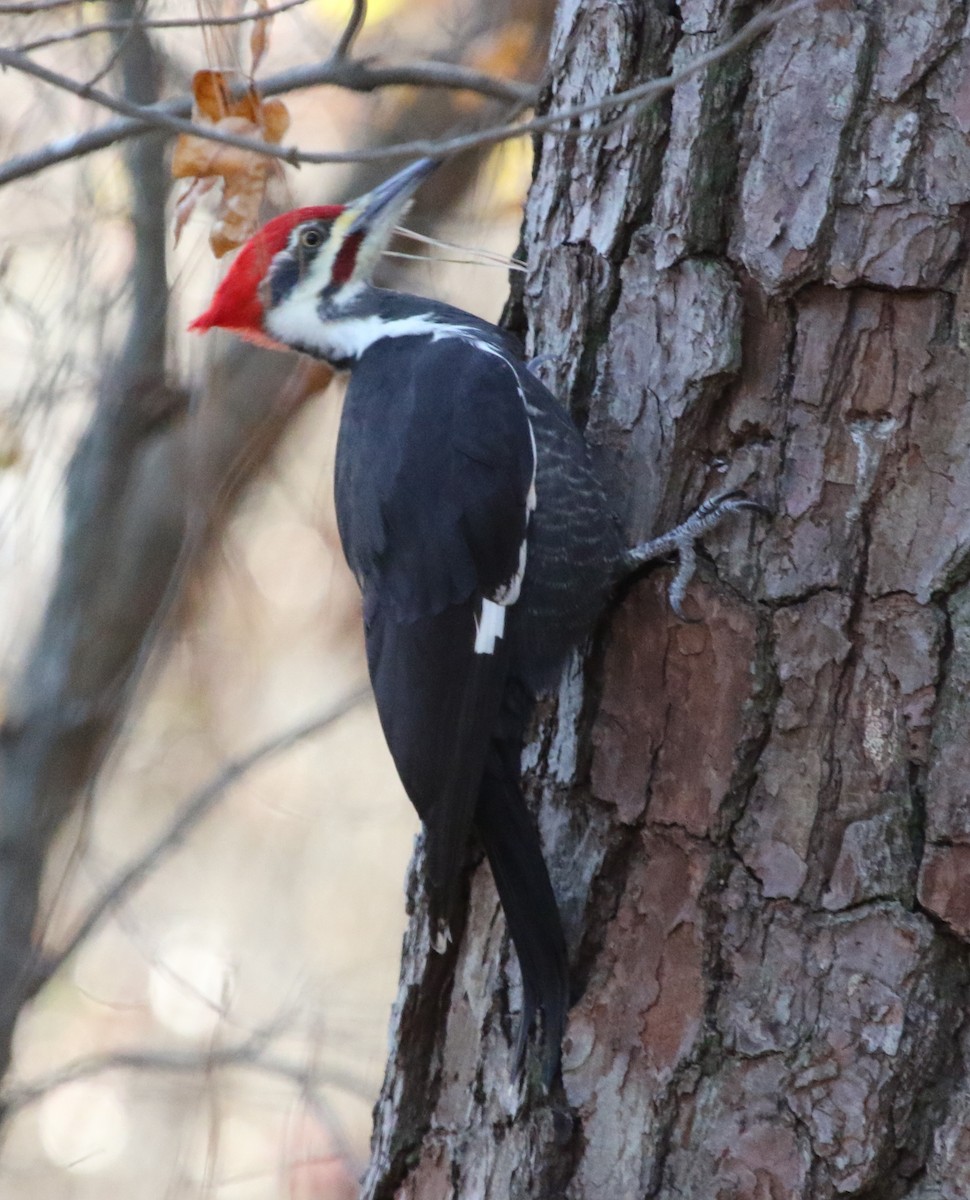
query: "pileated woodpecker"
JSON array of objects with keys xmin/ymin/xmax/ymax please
[{"xmin": 191, "ymin": 158, "xmax": 759, "ymax": 1084}]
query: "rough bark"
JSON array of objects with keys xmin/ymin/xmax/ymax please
[{"xmin": 364, "ymin": 2, "xmax": 970, "ymax": 1197}]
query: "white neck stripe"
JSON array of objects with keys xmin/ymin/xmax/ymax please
[{"xmin": 266, "ymin": 304, "xmax": 492, "ymax": 363}]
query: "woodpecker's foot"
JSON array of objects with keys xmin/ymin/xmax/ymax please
[{"xmin": 622, "ymin": 490, "xmax": 767, "ymax": 620}]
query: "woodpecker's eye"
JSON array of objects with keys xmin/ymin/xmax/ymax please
[{"xmin": 299, "ymin": 227, "xmax": 323, "ymax": 250}]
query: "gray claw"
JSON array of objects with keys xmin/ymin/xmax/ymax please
[
  {"xmin": 527, "ymin": 353, "xmax": 555, "ymax": 375},
  {"xmin": 623, "ymin": 489, "xmax": 767, "ymax": 619}
]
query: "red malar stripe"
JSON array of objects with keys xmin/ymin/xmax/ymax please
[{"xmin": 332, "ymin": 232, "xmax": 364, "ymax": 285}]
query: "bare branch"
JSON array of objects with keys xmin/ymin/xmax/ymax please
[
  {"xmin": 0, "ymin": 347, "xmax": 338, "ymax": 1107},
  {"xmin": 109, "ymin": 0, "xmax": 165, "ymax": 382},
  {"xmin": 34, "ymin": 686, "xmax": 372, "ymax": 995},
  {"xmin": 0, "ymin": 0, "xmax": 814, "ymax": 189},
  {"xmin": 0, "ymin": 0, "xmax": 175, "ymax": 1105},
  {"xmin": 0, "ymin": 0, "xmax": 88, "ymax": 13},
  {"xmin": 0, "ymin": 53, "xmax": 536, "ymax": 188},
  {"xmin": 0, "ymin": 45, "xmax": 299, "ymax": 164},
  {"xmin": 0, "ymin": 0, "xmax": 524, "ymax": 1145},
  {"xmin": 333, "ymin": 0, "xmax": 366, "ymax": 60},
  {"xmin": 15, "ymin": 0, "xmax": 311, "ymax": 53},
  {"xmin": 2, "ymin": 1027, "xmax": 373, "ymax": 1116}
]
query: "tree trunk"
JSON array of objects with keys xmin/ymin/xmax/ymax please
[{"xmin": 363, "ymin": 2, "xmax": 970, "ymax": 1197}]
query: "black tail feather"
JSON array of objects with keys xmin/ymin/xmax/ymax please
[
  {"xmin": 475, "ymin": 750, "xmax": 569, "ymax": 1087},
  {"xmin": 364, "ymin": 599, "xmax": 510, "ymax": 934}
]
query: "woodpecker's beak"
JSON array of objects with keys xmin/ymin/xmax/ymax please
[{"xmin": 346, "ymin": 158, "xmax": 440, "ymax": 238}]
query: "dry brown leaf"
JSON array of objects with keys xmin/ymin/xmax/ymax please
[
  {"xmin": 250, "ymin": 0, "xmax": 272, "ymax": 76},
  {"xmin": 173, "ymin": 176, "xmax": 216, "ymax": 247},
  {"xmin": 260, "ymin": 97, "xmax": 290, "ymax": 143},
  {"xmin": 171, "ymin": 70, "xmax": 291, "ymax": 258},
  {"xmin": 210, "ymin": 168, "xmax": 268, "ymax": 258},
  {"xmin": 171, "ymin": 115, "xmax": 265, "ymax": 181}
]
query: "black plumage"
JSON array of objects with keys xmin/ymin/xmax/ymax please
[{"xmin": 334, "ymin": 304, "xmax": 622, "ymax": 1081}]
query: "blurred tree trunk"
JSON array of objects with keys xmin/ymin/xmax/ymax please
[
  {"xmin": 364, "ymin": 3, "xmax": 970, "ymax": 1197},
  {"xmin": 0, "ymin": 0, "xmax": 555, "ymax": 1115}
]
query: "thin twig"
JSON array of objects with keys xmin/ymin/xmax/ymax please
[
  {"xmin": 0, "ymin": 0, "xmax": 814, "ymax": 189},
  {"xmin": 0, "ymin": 45, "xmax": 302, "ymax": 164},
  {"xmin": 15, "ymin": 0, "xmax": 310, "ymax": 53},
  {"xmin": 32, "ymin": 687, "xmax": 372, "ymax": 993},
  {"xmin": 0, "ymin": 0, "xmax": 86, "ymax": 13},
  {"xmin": 0, "ymin": 0, "xmax": 174, "ymax": 1096},
  {"xmin": 333, "ymin": 0, "xmax": 366, "ymax": 60},
  {"xmin": 2, "ymin": 1030, "xmax": 373, "ymax": 1115},
  {"xmin": 0, "ymin": 54, "xmax": 535, "ymax": 189},
  {"xmin": 82, "ymin": 0, "xmax": 148, "ymax": 92}
]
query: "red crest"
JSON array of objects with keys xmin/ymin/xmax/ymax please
[{"xmin": 189, "ymin": 205, "xmax": 343, "ymax": 347}]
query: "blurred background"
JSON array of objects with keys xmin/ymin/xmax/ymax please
[{"xmin": 0, "ymin": 1, "xmax": 548, "ymax": 1195}]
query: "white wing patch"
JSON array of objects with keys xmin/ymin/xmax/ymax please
[
  {"xmin": 475, "ymin": 599, "xmax": 507, "ymax": 655},
  {"xmin": 473, "ymin": 358, "xmax": 538, "ymax": 656}
]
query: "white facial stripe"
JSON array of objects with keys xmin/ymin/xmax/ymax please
[
  {"xmin": 277, "ymin": 208, "xmax": 358, "ymax": 296},
  {"xmin": 353, "ymin": 199, "xmax": 413, "ymax": 282},
  {"xmin": 266, "ymin": 307, "xmax": 447, "ymax": 361},
  {"xmin": 274, "ymin": 197, "xmax": 408, "ymax": 314}
]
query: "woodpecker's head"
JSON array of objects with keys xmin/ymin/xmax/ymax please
[{"xmin": 190, "ymin": 158, "xmax": 439, "ymax": 357}]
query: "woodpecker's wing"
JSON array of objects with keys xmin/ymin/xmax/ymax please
[
  {"xmin": 337, "ymin": 333, "xmax": 535, "ymax": 618},
  {"xmin": 362, "ymin": 596, "xmax": 510, "ymax": 905},
  {"xmin": 336, "ymin": 334, "xmax": 536, "ymax": 904}
]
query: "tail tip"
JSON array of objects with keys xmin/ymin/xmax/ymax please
[{"xmin": 510, "ymin": 996, "xmax": 565, "ymax": 1092}]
